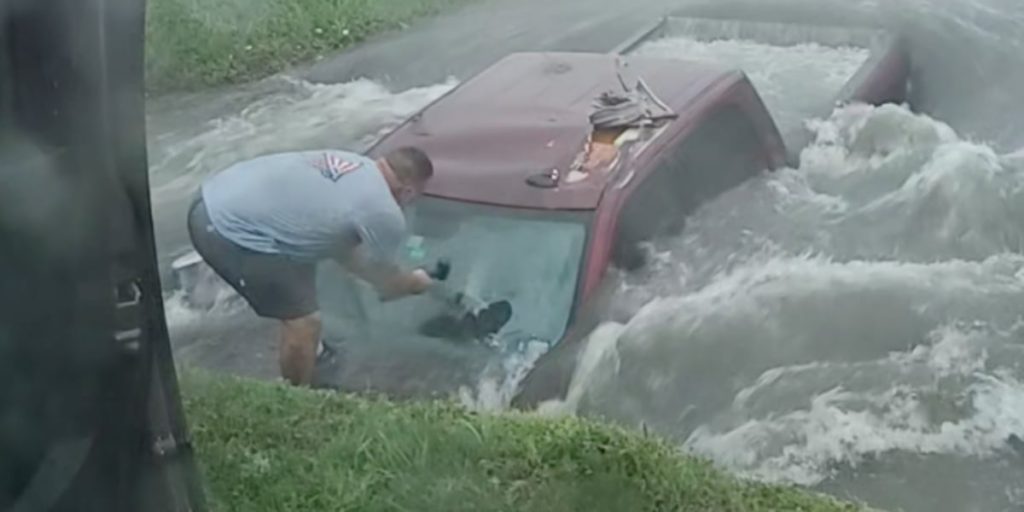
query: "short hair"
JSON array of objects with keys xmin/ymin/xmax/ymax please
[{"xmin": 384, "ymin": 146, "xmax": 433, "ymax": 184}]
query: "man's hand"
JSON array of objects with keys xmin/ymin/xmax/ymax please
[
  {"xmin": 375, "ymin": 267, "xmax": 432, "ymax": 302},
  {"xmin": 408, "ymin": 268, "xmax": 434, "ymax": 293},
  {"xmin": 338, "ymin": 247, "xmax": 438, "ymax": 301}
]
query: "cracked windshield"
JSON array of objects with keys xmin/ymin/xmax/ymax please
[{"xmin": 3, "ymin": 0, "xmax": 1024, "ymax": 510}]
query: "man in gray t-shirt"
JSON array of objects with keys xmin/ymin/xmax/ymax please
[{"xmin": 187, "ymin": 146, "xmax": 437, "ymax": 386}]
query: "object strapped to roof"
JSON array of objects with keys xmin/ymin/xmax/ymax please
[
  {"xmin": 589, "ymin": 60, "xmax": 678, "ymax": 130},
  {"xmin": 527, "ymin": 58, "xmax": 679, "ymax": 190}
]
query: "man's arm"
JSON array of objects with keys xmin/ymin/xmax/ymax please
[
  {"xmin": 336, "ymin": 210, "xmax": 433, "ymax": 301},
  {"xmin": 338, "ymin": 245, "xmax": 432, "ymax": 301}
]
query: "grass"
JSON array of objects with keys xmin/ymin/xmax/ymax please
[
  {"xmin": 145, "ymin": 0, "xmax": 478, "ymax": 93},
  {"xmin": 180, "ymin": 369, "xmax": 870, "ymax": 512}
]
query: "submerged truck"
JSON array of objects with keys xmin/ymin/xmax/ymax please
[
  {"xmin": 304, "ymin": 15, "xmax": 912, "ymax": 403},
  {"xmin": 167, "ymin": 13, "xmax": 914, "ymax": 402}
]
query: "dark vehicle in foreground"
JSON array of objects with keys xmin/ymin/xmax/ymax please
[{"xmin": 1, "ymin": 0, "xmax": 204, "ymax": 510}]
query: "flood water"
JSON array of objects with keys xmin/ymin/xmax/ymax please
[{"xmin": 150, "ymin": 1, "xmax": 1024, "ymax": 511}]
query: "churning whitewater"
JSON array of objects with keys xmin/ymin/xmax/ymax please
[
  {"xmin": 540, "ymin": 102, "xmax": 1024, "ymax": 511},
  {"xmin": 630, "ymin": 35, "xmax": 870, "ymax": 146},
  {"xmin": 150, "ymin": 5, "xmax": 1024, "ymax": 510}
]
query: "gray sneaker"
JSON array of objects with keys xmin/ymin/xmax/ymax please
[{"xmin": 312, "ymin": 339, "xmax": 342, "ymax": 389}]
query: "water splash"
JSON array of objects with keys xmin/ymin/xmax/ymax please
[
  {"xmin": 546, "ymin": 103, "xmax": 1024, "ymax": 511},
  {"xmin": 686, "ymin": 323, "xmax": 1024, "ymax": 486},
  {"xmin": 629, "ymin": 34, "xmax": 869, "ymax": 141},
  {"xmin": 458, "ymin": 338, "xmax": 552, "ymax": 412},
  {"xmin": 149, "ymin": 76, "xmax": 459, "ymax": 201}
]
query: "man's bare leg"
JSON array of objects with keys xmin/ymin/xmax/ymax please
[{"xmin": 278, "ymin": 312, "xmax": 321, "ymax": 386}]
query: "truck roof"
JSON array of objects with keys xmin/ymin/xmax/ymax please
[{"xmin": 368, "ymin": 51, "xmax": 741, "ymax": 210}]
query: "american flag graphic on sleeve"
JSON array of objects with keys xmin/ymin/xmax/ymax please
[{"xmin": 313, "ymin": 152, "xmax": 363, "ymax": 182}]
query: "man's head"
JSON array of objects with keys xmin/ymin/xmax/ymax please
[{"xmin": 377, "ymin": 146, "xmax": 433, "ymax": 205}]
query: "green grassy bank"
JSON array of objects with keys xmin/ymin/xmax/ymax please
[
  {"xmin": 145, "ymin": 0, "xmax": 477, "ymax": 92},
  {"xmin": 181, "ymin": 370, "xmax": 869, "ymax": 512}
]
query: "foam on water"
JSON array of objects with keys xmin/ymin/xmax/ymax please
[
  {"xmin": 686, "ymin": 323, "xmax": 1024, "ymax": 485},
  {"xmin": 162, "ymin": 289, "xmax": 242, "ymax": 332},
  {"xmin": 458, "ymin": 338, "xmax": 552, "ymax": 412},
  {"xmin": 629, "ymin": 35, "xmax": 869, "ymax": 140},
  {"xmin": 148, "ymin": 76, "xmax": 458, "ymax": 209},
  {"xmin": 542, "ymin": 102, "xmax": 1024, "ymax": 511}
]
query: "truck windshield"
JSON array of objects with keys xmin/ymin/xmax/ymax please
[{"xmin": 316, "ymin": 196, "xmax": 589, "ymax": 347}]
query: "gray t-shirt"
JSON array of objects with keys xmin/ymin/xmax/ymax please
[{"xmin": 200, "ymin": 149, "xmax": 406, "ymax": 266}]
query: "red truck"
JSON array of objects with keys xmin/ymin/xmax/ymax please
[
  {"xmin": 164, "ymin": 16, "xmax": 911, "ymax": 403},
  {"xmin": 322, "ymin": 16, "xmax": 911, "ymax": 406}
]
